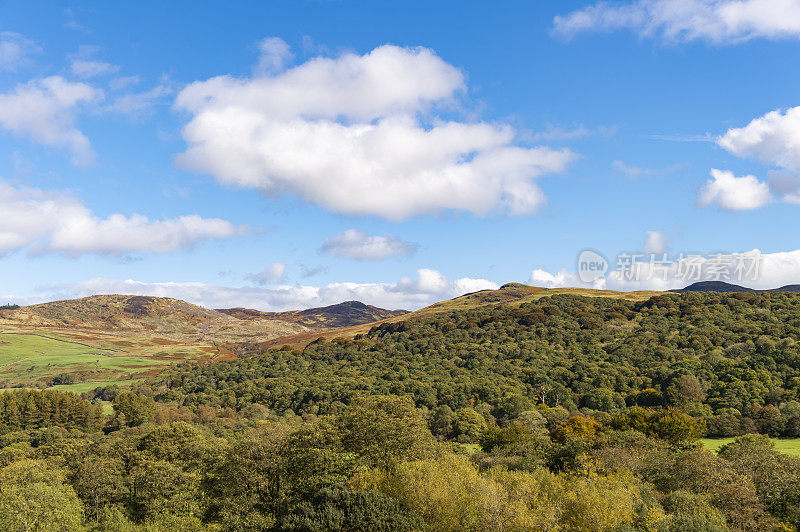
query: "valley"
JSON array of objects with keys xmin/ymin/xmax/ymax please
[{"xmin": 0, "ymin": 293, "xmax": 411, "ymax": 388}]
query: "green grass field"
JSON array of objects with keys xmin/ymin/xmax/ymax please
[
  {"xmin": 702, "ymin": 437, "xmax": 800, "ymax": 456},
  {"xmin": 51, "ymin": 378, "xmax": 149, "ymax": 394},
  {"xmin": 0, "ymin": 332, "xmax": 107, "ymax": 365},
  {"xmin": 0, "ymin": 332, "xmax": 173, "ymax": 386}
]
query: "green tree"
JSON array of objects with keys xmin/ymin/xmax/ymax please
[
  {"xmin": 276, "ymin": 484, "xmax": 424, "ymax": 532},
  {"xmin": 336, "ymin": 396, "xmax": 435, "ymax": 471},
  {"xmin": 428, "ymin": 406, "xmax": 456, "ymax": 440},
  {"xmin": 453, "ymin": 407, "xmax": 487, "ymax": 442},
  {"xmin": 0, "ymin": 459, "xmax": 85, "ymax": 532},
  {"xmin": 112, "ymin": 393, "xmax": 156, "ymax": 428}
]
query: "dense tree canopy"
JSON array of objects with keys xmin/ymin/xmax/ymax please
[
  {"xmin": 1, "ymin": 292, "xmax": 800, "ymax": 530},
  {"xmin": 156, "ymin": 292, "xmax": 800, "ymax": 437}
]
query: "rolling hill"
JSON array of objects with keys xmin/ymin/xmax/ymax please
[
  {"xmin": 672, "ymin": 281, "xmax": 800, "ymax": 293},
  {"xmin": 8, "ymin": 280, "xmax": 789, "ymax": 387},
  {"xmin": 0, "ymin": 294, "xmax": 309, "ymax": 341},
  {"xmin": 0, "ymin": 295, "xmax": 407, "ymax": 387},
  {"xmin": 258, "ymin": 283, "xmax": 663, "ymax": 349},
  {"xmin": 217, "ymin": 300, "xmax": 408, "ymax": 328}
]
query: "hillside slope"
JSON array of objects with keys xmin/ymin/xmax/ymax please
[
  {"xmin": 217, "ymin": 300, "xmax": 408, "ymax": 328},
  {"xmin": 0, "ymin": 295, "xmax": 309, "ymax": 341},
  {"xmin": 672, "ymin": 281, "xmax": 800, "ymax": 293},
  {"xmin": 259, "ymin": 283, "xmax": 663, "ymax": 349}
]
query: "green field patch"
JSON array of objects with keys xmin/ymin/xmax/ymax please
[
  {"xmin": 0, "ymin": 331, "xmax": 209, "ymax": 387},
  {"xmin": 702, "ymin": 437, "xmax": 800, "ymax": 457},
  {"xmin": 0, "ymin": 332, "xmax": 115, "ymax": 367},
  {"xmin": 51, "ymin": 378, "xmax": 148, "ymax": 394}
]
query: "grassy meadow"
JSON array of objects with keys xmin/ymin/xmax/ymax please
[
  {"xmin": 702, "ymin": 437, "xmax": 800, "ymax": 456},
  {"xmin": 0, "ymin": 329, "xmax": 217, "ymax": 388}
]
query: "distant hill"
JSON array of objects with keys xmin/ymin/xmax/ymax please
[
  {"xmin": 0, "ymin": 294, "xmax": 308, "ymax": 341},
  {"xmin": 2, "ymin": 294, "xmax": 233, "ymax": 328},
  {"xmin": 773, "ymin": 285, "xmax": 800, "ymax": 292},
  {"xmin": 217, "ymin": 301, "xmax": 408, "ymax": 329},
  {"xmin": 670, "ymin": 281, "xmax": 755, "ymax": 293},
  {"xmin": 672, "ymin": 281, "xmax": 800, "ymax": 293},
  {"xmin": 0, "ymin": 295, "xmax": 409, "ymax": 342}
]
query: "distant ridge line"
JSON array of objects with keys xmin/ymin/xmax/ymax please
[{"xmin": 670, "ymin": 281, "xmax": 800, "ymax": 293}]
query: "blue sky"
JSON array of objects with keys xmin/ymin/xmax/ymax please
[{"xmin": 1, "ymin": 0, "xmax": 800, "ymax": 310}]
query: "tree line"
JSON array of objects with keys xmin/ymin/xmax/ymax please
[{"xmin": 0, "ymin": 391, "xmax": 799, "ymax": 531}]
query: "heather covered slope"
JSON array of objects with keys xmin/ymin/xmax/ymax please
[
  {"xmin": 4, "ymin": 294, "xmax": 237, "ymax": 331},
  {"xmin": 217, "ymin": 300, "xmax": 408, "ymax": 328},
  {"xmin": 0, "ymin": 294, "xmax": 309, "ymax": 341}
]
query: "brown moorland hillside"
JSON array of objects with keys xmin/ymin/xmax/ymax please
[
  {"xmin": 217, "ymin": 300, "xmax": 408, "ymax": 329},
  {"xmin": 0, "ymin": 294, "xmax": 309, "ymax": 342}
]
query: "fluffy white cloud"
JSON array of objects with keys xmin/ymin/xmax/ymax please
[
  {"xmin": 394, "ymin": 268, "xmax": 450, "ymax": 294},
  {"xmin": 531, "ymin": 248, "xmax": 800, "ymax": 292},
  {"xmin": 529, "ymin": 268, "xmax": 607, "ymax": 289},
  {"xmin": 644, "ymin": 230, "xmax": 668, "ymax": 254},
  {"xmin": 553, "ymin": 0, "xmax": 800, "ymax": 43},
  {"xmin": 719, "ymin": 106, "xmax": 800, "ymax": 170},
  {"xmin": 320, "ymin": 229, "xmax": 417, "ymax": 260},
  {"xmin": 0, "ymin": 76, "xmax": 101, "ymax": 165},
  {"xmin": 246, "ymin": 262, "xmax": 287, "ymax": 284},
  {"xmin": 33, "ymin": 268, "xmax": 500, "ymax": 311},
  {"xmin": 0, "ymin": 32, "xmax": 40, "ymax": 70},
  {"xmin": 697, "ymin": 169, "xmax": 771, "ymax": 210},
  {"xmin": 254, "ymin": 37, "xmax": 293, "ymax": 75},
  {"xmin": 716, "ymin": 106, "xmax": 800, "ymax": 204},
  {"xmin": 716, "ymin": 106, "xmax": 800, "ymax": 203},
  {"xmin": 0, "ymin": 179, "xmax": 247, "ymax": 256},
  {"xmin": 175, "ymin": 44, "xmax": 574, "ymax": 220}
]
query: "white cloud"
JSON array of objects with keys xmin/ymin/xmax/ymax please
[
  {"xmin": 608, "ymin": 249, "xmax": 800, "ymax": 291},
  {"xmin": 394, "ymin": 268, "xmax": 450, "ymax": 294},
  {"xmin": 530, "ymin": 269, "xmax": 576, "ymax": 288},
  {"xmin": 697, "ymin": 168, "xmax": 771, "ymax": 210},
  {"xmin": 109, "ymin": 75, "xmax": 141, "ymax": 91},
  {"xmin": 175, "ymin": 44, "xmax": 575, "ymax": 220},
  {"xmin": 532, "ymin": 248, "xmax": 800, "ymax": 292},
  {"xmin": 33, "ymin": 268, "xmax": 501, "ymax": 312},
  {"xmin": 68, "ymin": 45, "xmax": 119, "ymax": 78},
  {"xmin": 529, "ymin": 268, "xmax": 606, "ymax": 289},
  {"xmin": 716, "ymin": 106, "xmax": 800, "ymax": 204},
  {"xmin": 451, "ymin": 277, "xmax": 500, "ymax": 294},
  {"xmin": 614, "ymin": 160, "xmax": 654, "ymax": 178},
  {"xmin": 0, "ymin": 76, "xmax": 101, "ymax": 166},
  {"xmin": 320, "ymin": 229, "xmax": 417, "ymax": 260},
  {"xmin": 254, "ymin": 37, "xmax": 293, "ymax": 75},
  {"xmin": 644, "ymin": 230, "xmax": 668, "ymax": 254},
  {"xmin": 107, "ymin": 84, "xmax": 172, "ymax": 115},
  {"xmin": 719, "ymin": 106, "xmax": 800, "ymax": 170},
  {"xmin": 70, "ymin": 59, "xmax": 120, "ymax": 78},
  {"xmin": 0, "ymin": 179, "xmax": 247, "ymax": 256},
  {"xmin": 246, "ymin": 262, "xmax": 287, "ymax": 284},
  {"xmin": 553, "ymin": 0, "xmax": 800, "ymax": 44},
  {"xmin": 0, "ymin": 32, "xmax": 40, "ymax": 70},
  {"xmin": 770, "ymin": 171, "xmax": 800, "ymax": 204}
]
